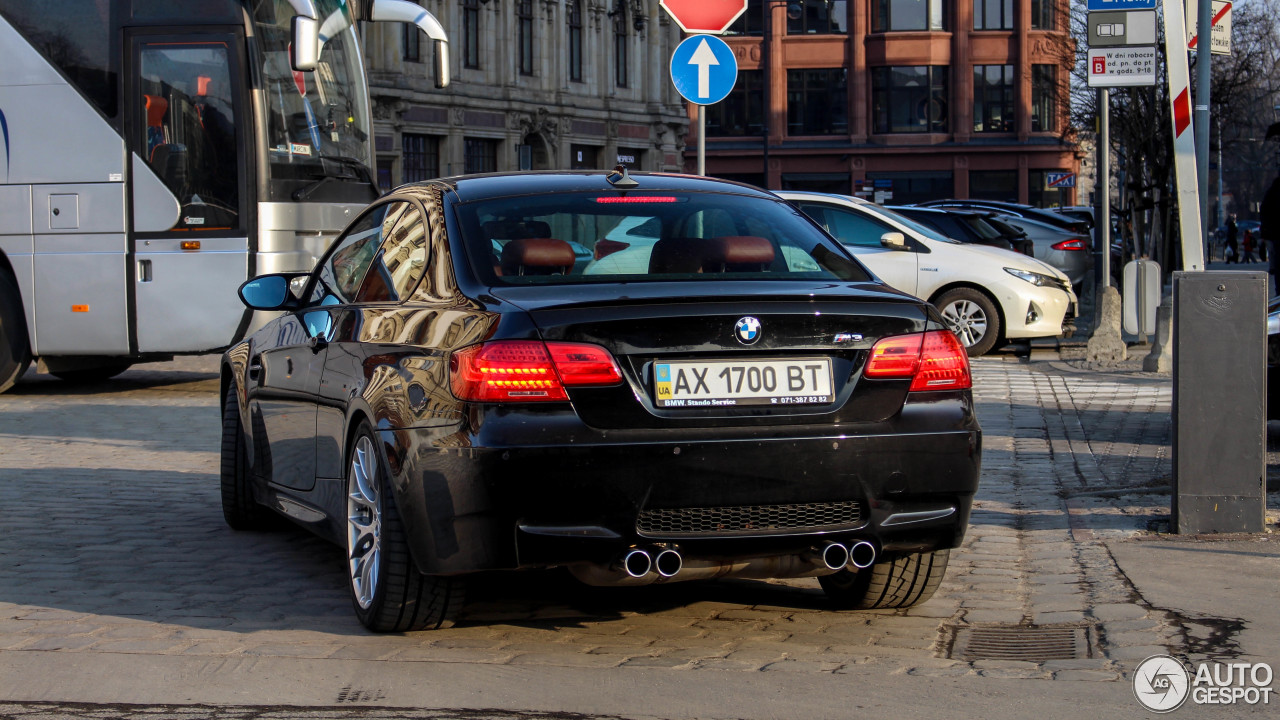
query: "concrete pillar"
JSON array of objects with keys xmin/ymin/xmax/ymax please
[{"xmin": 952, "ymin": 0, "xmax": 973, "ymax": 143}]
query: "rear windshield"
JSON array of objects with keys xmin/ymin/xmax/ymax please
[{"xmin": 454, "ymin": 192, "xmax": 872, "ymax": 285}]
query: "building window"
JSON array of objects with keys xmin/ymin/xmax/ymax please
[
  {"xmin": 788, "ymin": 0, "xmax": 848, "ymax": 34},
  {"xmin": 973, "ymin": 0, "xmax": 1013, "ymax": 30},
  {"xmin": 463, "ymin": 0, "xmax": 480, "ymax": 69},
  {"xmin": 1031, "ymin": 0, "xmax": 1056, "ymax": 30},
  {"xmin": 403, "ymin": 133, "xmax": 440, "ymax": 183},
  {"xmin": 871, "ymin": 66, "xmax": 948, "ymax": 134},
  {"xmin": 1032, "ymin": 65, "xmax": 1058, "ymax": 133},
  {"xmin": 872, "ymin": 0, "xmax": 945, "ymax": 32},
  {"xmin": 568, "ymin": 0, "xmax": 583, "ymax": 82},
  {"xmin": 464, "ymin": 138, "xmax": 498, "ymax": 174},
  {"xmin": 974, "ymin": 65, "xmax": 1015, "ymax": 133},
  {"xmin": 377, "ymin": 156, "xmax": 394, "ymax": 192},
  {"xmin": 707, "ymin": 70, "xmax": 764, "ymax": 137},
  {"xmin": 613, "ymin": 0, "xmax": 629, "ymax": 88},
  {"xmin": 1029, "ymin": 170, "xmax": 1070, "ymax": 207},
  {"xmin": 866, "ymin": 172, "xmax": 955, "ymax": 205},
  {"xmin": 571, "ymin": 144, "xmax": 599, "ymax": 169},
  {"xmin": 402, "ymin": 22, "xmax": 420, "ymax": 62},
  {"xmin": 787, "ymin": 68, "xmax": 847, "ymax": 136},
  {"xmin": 969, "ymin": 170, "xmax": 1017, "ymax": 201},
  {"xmin": 725, "ymin": 0, "xmax": 765, "ymax": 35},
  {"xmin": 517, "ymin": 0, "xmax": 534, "ymax": 76}
]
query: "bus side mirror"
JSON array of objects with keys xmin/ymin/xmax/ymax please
[
  {"xmin": 434, "ymin": 39, "xmax": 450, "ymax": 89},
  {"xmin": 291, "ymin": 16, "xmax": 319, "ymax": 72}
]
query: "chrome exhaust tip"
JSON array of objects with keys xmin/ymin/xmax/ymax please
[
  {"xmin": 654, "ymin": 548, "xmax": 683, "ymax": 578},
  {"xmin": 621, "ymin": 549, "xmax": 652, "ymax": 578},
  {"xmin": 820, "ymin": 542, "xmax": 851, "ymax": 570},
  {"xmin": 848, "ymin": 540, "xmax": 877, "ymax": 569}
]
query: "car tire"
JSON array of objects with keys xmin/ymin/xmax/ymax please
[
  {"xmin": 220, "ymin": 384, "xmax": 272, "ymax": 530},
  {"xmin": 346, "ymin": 421, "xmax": 465, "ymax": 632},
  {"xmin": 0, "ymin": 272, "xmax": 32, "ymax": 394},
  {"xmin": 49, "ymin": 362, "xmax": 134, "ymax": 384},
  {"xmin": 818, "ymin": 549, "xmax": 950, "ymax": 610},
  {"xmin": 935, "ymin": 288, "xmax": 1001, "ymax": 357}
]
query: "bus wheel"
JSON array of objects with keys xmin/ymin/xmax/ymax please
[
  {"xmin": 49, "ymin": 362, "xmax": 134, "ymax": 384},
  {"xmin": 0, "ymin": 272, "xmax": 32, "ymax": 394}
]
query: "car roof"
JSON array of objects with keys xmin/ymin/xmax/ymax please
[
  {"xmin": 889, "ymin": 205, "xmax": 987, "ymax": 220},
  {"xmin": 774, "ymin": 190, "xmax": 873, "ymax": 205},
  {"xmin": 396, "ymin": 171, "xmax": 780, "ymax": 204}
]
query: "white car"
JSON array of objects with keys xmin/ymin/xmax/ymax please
[{"xmin": 779, "ymin": 191, "xmax": 1077, "ymax": 356}]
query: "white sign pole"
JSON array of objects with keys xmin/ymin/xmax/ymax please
[{"xmin": 1162, "ymin": 0, "xmax": 1205, "ymax": 270}]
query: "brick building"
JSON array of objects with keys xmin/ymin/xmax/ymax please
[
  {"xmin": 363, "ymin": 0, "xmax": 689, "ymax": 189},
  {"xmin": 691, "ymin": 0, "xmax": 1079, "ymax": 207}
]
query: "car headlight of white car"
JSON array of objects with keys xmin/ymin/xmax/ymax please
[{"xmin": 1004, "ymin": 267, "xmax": 1061, "ymax": 288}]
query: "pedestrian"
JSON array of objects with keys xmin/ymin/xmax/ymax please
[
  {"xmin": 1263, "ymin": 177, "xmax": 1280, "ymax": 295},
  {"xmin": 1243, "ymin": 229, "xmax": 1257, "ymax": 263},
  {"xmin": 1226, "ymin": 215, "xmax": 1239, "ymax": 263}
]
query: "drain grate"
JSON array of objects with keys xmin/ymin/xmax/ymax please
[{"xmin": 949, "ymin": 625, "xmax": 1091, "ymax": 662}]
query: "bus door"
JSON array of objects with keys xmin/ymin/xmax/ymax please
[{"xmin": 127, "ymin": 31, "xmax": 251, "ymax": 353}]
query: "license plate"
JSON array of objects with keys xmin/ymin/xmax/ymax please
[{"xmin": 653, "ymin": 358, "xmax": 834, "ymax": 408}]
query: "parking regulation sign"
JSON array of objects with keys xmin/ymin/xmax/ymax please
[
  {"xmin": 1087, "ymin": 47, "xmax": 1157, "ymax": 87},
  {"xmin": 670, "ymin": 34, "xmax": 738, "ymax": 106},
  {"xmin": 1046, "ymin": 172, "xmax": 1076, "ymax": 188}
]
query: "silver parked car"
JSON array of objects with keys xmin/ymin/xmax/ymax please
[{"xmin": 987, "ymin": 215, "xmax": 1092, "ymax": 289}]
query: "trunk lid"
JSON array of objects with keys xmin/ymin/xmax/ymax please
[{"xmin": 490, "ymin": 281, "xmax": 932, "ymax": 429}]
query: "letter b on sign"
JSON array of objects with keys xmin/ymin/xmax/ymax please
[{"xmin": 1092, "ymin": 56, "xmax": 1106, "ymax": 74}]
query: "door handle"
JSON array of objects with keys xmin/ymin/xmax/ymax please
[{"xmin": 248, "ymin": 363, "xmax": 262, "ymax": 381}]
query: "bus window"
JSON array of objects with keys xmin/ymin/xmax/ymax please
[
  {"xmin": 252, "ymin": 0, "xmax": 378, "ymax": 204},
  {"xmin": 0, "ymin": 0, "xmax": 117, "ymax": 118},
  {"xmin": 137, "ymin": 40, "xmax": 240, "ymax": 231}
]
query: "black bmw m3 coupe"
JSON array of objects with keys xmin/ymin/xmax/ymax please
[{"xmin": 221, "ymin": 171, "xmax": 982, "ymax": 632}]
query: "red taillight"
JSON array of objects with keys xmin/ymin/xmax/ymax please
[
  {"xmin": 910, "ymin": 330, "xmax": 971, "ymax": 391},
  {"xmin": 864, "ymin": 331, "xmax": 971, "ymax": 392},
  {"xmin": 1052, "ymin": 239, "xmax": 1086, "ymax": 251},
  {"xmin": 450, "ymin": 341, "xmax": 622, "ymax": 402},
  {"xmin": 864, "ymin": 334, "xmax": 924, "ymax": 378}
]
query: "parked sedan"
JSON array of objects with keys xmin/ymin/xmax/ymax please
[
  {"xmin": 222, "ymin": 172, "xmax": 982, "ymax": 632},
  {"xmin": 993, "ymin": 215, "xmax": 1093, "ymax": 288},
  {"xmin": 890, "ymin": 206, "xmax": 1033, "ymax": 256},
  {"xmin": 780, "ymin": 191, "xmax": 1076, "ymax": 356},
  {"xmin": 919, "ymin": 199, "xmax": 1092, "ymax": 235}
]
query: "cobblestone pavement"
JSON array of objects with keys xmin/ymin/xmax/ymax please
[
  {"xmin": 1, "ymin": 703, "xmax": 601, "ymax": 720},
  {"xmin": 0, "ymin": 355, "xmax": 1275, "ymax": 709}
]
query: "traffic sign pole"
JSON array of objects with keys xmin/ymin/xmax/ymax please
[
  {"xmin": 698, "ymin": 106, "xmax": 706, "ymax": 176},
  {"xmin": 1196, "ymin": 0, "xmax": 1212, "ymax": 258}
]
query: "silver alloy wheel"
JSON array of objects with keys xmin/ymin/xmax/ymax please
[
  {"xmin": 941, "ymin": 299, "xmax": 988, "ymax": 348},
  {"xmin": 347, "ymin": 435, "xmax": 382, "ymax": 610}
]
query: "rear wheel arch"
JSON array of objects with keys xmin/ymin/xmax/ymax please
[{"xmin": 0, "ymin": 255, "xmax": 33, "ymax": 393}]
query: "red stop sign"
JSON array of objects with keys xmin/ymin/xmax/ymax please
[{"xmin": 659, "ymin": 0, "xmax": 748, "ymax": 35}]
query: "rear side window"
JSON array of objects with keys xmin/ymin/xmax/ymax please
[
  {"xmin": 797, "ymin": 204, "xmax": 890, "ymax": 247},
  {"xmin": 455, "ymin": 192, "xmax": 869, "ymax": 285}
]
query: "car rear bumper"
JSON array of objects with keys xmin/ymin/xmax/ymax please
[{"xmin": 378, "ymin": 395, "xmax": 982, "ymax": 576}]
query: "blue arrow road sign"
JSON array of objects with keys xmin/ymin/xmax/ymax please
[
  {"xmin": 1087, "ymin": 0, "xmax": 1156, "ymax": 10},
  {"xmin": 670, "ymin": 34, "xmax": 737, "ymax": 106}
]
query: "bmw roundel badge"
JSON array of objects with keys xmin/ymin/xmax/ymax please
[{"xmin": 735, "ymin": 316, "xmax": 762, "ymax": 345}]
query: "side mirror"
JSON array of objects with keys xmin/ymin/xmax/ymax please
[
  {"xmin": 239, "ymin": 274, "xmax": 307, "ymax": 311},
  {"xmin": 291, "ymin": 16, "xmax": 319, "ymax": 72},
  {"xmin": 880, "ymin": 232, "xmax": 908, "ymax": 250}
]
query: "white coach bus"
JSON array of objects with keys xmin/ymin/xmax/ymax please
[{"xmin": 0, "ymin": 0, "xmax": 447, "ymax": 391}]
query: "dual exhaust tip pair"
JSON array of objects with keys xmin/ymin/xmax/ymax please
[{"xmin": 619, "ymin": 540, "xmax": 877, "ymax": 580}]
